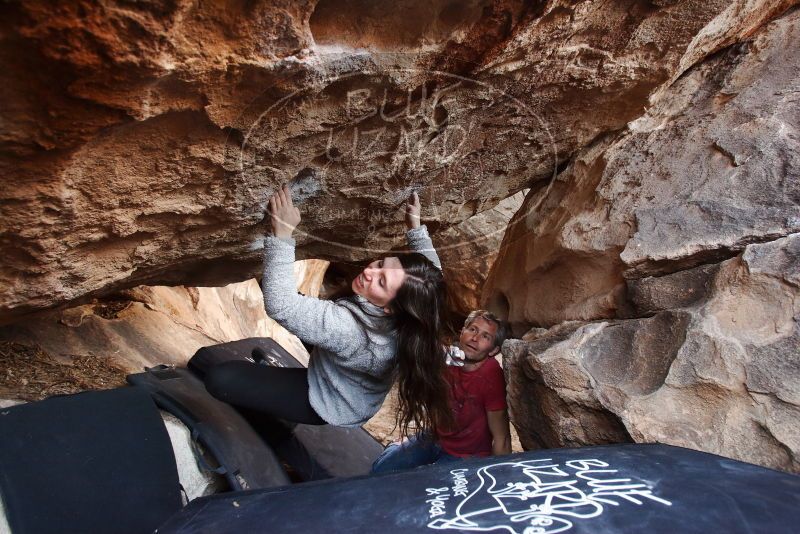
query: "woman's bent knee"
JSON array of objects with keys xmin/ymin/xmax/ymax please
[{"xmin": 204, "ymin": 361, "xmax": 247, "ymax": 401}]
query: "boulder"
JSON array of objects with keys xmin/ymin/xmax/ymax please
[
  {"xmin": 484, "ymin": 7, "xmax": 800, "ymax": 330},
  {"xmin": 2, "ymin": 0, "xmax": 790, "ymax": 322},
  {"xmin": 504, "ymin": 234, "xmax": 800, "ymax": 472},
  {"xmin": 436, "ymin": 191, "xmax": 526, "ymax": 317},
  {"xmin": 495, "ymin": 9, "xmax": 799, "ymax": 473},
  {"xmin": 1, "ymin": 0, "xmax": 798, "ymax": 478}
]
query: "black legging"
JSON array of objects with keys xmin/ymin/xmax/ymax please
[{"xmin": 204, "ymin": 361, "xmax": 326, "ymax": 425}]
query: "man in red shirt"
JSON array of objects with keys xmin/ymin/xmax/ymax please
[{"xmin": 371, "ymin": 310, "xmax": 512, "ymax": 473}]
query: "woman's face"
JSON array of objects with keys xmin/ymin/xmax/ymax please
[{"xmin": 352, "ymin": 256, "xmax": 407, "ymax": 311}]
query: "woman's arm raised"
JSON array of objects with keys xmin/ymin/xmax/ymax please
[
  {"xmin": 405, "ymin": 191, "xmax": 442, "ymax": 269},
  {"xmin": 263, "ymin": 186, "xmax": 366, "ymax": 354}
]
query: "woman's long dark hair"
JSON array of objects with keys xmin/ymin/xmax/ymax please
[{"xmin": 390, "ymin": 253, "xmax": 453, "ymax": 439}]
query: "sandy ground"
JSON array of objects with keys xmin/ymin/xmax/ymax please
[{"xmin": 0, "ymin": 341, "xmax": 128, "ymax": 402}]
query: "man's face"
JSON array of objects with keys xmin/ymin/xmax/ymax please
[{"xmin": 459, "ymin": 317, "xmax": 499, "ymax": 361}]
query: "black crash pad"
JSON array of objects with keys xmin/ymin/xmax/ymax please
[
  {"xmin": 0, "ymin": 387, "xmax": 181, "ymax": 534},
  {"xmin": 157, "ymin": 443, "xmax": 800, "ymax": 534},
  {"xmin": 188, "ymin": 337, "xmax": 383, "ymax": 480},
  {"xmin": 128, "ymin": 366, "xmax": 290, "ymax": 491},
  {"xmin": 189, "ymin": 337, "xmax": 305, "ymax": 377}
]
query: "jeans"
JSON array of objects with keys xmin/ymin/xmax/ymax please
[{"xmin": 371, "ymin": 434, "xmax": 463, "ymax": 474}]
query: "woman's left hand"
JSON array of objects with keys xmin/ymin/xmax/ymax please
[
  {"xmin": 269, "ymin": 184, "xmax": 301, "ymax": 239},
  {"xmin": 405, "ymin": 191, "xmax": 421, "ymax": 230}
]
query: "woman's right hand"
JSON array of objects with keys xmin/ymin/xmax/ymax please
[
  {"xmin": 269, "ymin": 184, "xmax": 301, "ymax": 239},
  {"xmin": 405, "ymin": 191, "xmax": 421, "ymax": 230}
]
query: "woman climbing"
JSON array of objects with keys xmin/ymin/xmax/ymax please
[{"xmin": 205, "ymin": 185, "xmax": 452, "ymax": 439}]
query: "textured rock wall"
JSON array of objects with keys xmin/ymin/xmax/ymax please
[
  {"xmin": 489, "ymin": 8, "xmax": 799, "ymax": 471},
  {"xmin": 436, "ymin": 191, "xmax": 526, "ymax": 317},
  {"xmin": 3, "ymin": 0, "xmax": 792, "ymax": 322},
  {"xmin": 484, "ymin": 7, "xmax": 800, "ymax": 329},
  {"xmin": 504, "ymin": 234, "xmax": 799, "ymax": 472},
  {"xmin": 1, "ymin": 0, "xmax": 798, "ymax": 472}
]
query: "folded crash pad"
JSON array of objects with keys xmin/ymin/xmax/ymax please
[
  {"xmin": 0, "ymin": 387, "xmax": 181, "ymax": 534},
  {"xmin": 127, "ymin": 366, "xmax": 290, "ymax": 491}
]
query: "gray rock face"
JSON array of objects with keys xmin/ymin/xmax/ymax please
[
  {"xmin": 504, "ymin": 233, "xmax": 800, "ymax": 472},
  {"xmin": 626, "ymin": 263, "xmax": 719, "ymax": 316},
  {"xmin": 493, "ymin": 9, "xmax": 800, "ymax": 473},
  {"xmin": 435, "ymin": 191, "xmax": 526, "ymax": 317},
  {"xmin": 484, "ymin": 8, "xmax": 800, "ymax": 329}
]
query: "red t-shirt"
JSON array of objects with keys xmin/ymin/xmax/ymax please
[{"xmin": 437, "ymin": 356, "xmax": 507, "ymax": 457}]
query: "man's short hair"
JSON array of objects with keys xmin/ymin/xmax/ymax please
[{"xmin": 463, "ymin": 310, "xmax": 509, "ymax": 349}]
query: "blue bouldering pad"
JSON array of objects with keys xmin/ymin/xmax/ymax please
[
  {"xmin": 0, "ymin": 387, "xmax": 181, "ymax": 534},
  {"xmin": 156, "ymin": 443, "xmax": 800, "ymax": 533}
]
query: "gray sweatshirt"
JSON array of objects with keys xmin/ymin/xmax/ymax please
[{"xmin": 262, "ymin": 226, "xmax": 441, "ymax": 426}]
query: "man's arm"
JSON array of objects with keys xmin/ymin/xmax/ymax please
[{"xmin": 487, "ymin": 409, "xmax": 512, "ymax": 456}]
